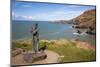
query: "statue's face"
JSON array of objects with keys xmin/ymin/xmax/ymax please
[
  {"xmin": 35, "ymin": 24, "xmax": 38, "ymax": 27},
  {"xmin": 32, "ymin": 25, "xmax": 35, "ymax": 30},
  {"xmin": 32, "ymin": 24, "xmax": 38, "ymax": 30}
]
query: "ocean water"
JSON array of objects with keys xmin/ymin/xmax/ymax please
[{"xmin": 12, "ymin": 21, "xmax": 95, "ymax": 45}]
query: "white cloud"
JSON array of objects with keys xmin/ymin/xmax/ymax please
[
  {"xmin": 20, "ymin": 5, "xmax": 33, "ymax": 8},
  {"xmin": 67, "ymin": 5, "xmax": 83, "ymax": 8},
  {"xmin": 12, "ymin": 6, "xmax": 84, "ymax": 21},
  {"xmin": 31, "ymin": 7, "xmax": 83, "ymax": 20},
  {"xmin": 12, "ymin": 12, "xmax": 33, "ymax": 20}
]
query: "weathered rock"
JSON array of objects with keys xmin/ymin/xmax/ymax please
[
  {"xmin": 23, "ymin": 51, "xmax": 47, "ymax": 63},
  {"xmin": 12, "ymin": 48, "xmax": 23, "ymax": 57}
]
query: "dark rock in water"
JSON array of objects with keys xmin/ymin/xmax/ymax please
[
  {"xmin": 73, "ymin": 25, "xmax": 87, "ymax": 29},
  {"xmin": 86, "ymin": 27, "xmax": 96, "ymax": 35},
  {"xmin": 77, "ymin": 30, "xmax": 82, "ymax": 34},
  {"xmin": 23, "ymin": 51, "xmax": 47, "ymax": 63},
  {"xmin": 86, "ymin": 30, "xmax": 96, "ymax": 35}
]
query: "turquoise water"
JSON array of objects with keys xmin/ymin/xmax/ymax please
[{"xmin": 12, "ymin": 21, "xmax": 95, "ymax": 45}]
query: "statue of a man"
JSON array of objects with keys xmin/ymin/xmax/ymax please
[
  {"xmin": 31, "ymin": 23, "xmax": 39, "ymax": 53},
  {"xmin": 23, "ymin": 23, "xmax": 46, "ymax": 63}
]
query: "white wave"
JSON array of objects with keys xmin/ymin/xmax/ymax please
[{"xmin": 73, "ymin": 32, "xmax": 87, "ymax": 36}]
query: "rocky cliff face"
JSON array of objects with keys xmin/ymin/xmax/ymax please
[
  {"xmin": 74, "ymin": 9, "xmax": 96, "ymax": 34},
  {"xmin": 75, "ymin": 9, "xmax": 96, "ymax": 28},
  {"xmin": 53, "ymin": 9, "xmax": 96, "ymax": 35}
]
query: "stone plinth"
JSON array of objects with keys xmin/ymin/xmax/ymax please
[{"xmin": 23, "ymin": 51, "xmax": 47, "ymax": 63}]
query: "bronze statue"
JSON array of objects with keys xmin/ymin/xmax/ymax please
[
  {"xmin": 23, "ymin": 23, "xmax": 47, "ymax": 63},
  {"xmin": 31, "ymin": 23, "xmax": 39, "ymax": 53}
]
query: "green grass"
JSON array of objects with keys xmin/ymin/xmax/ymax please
[
  {"xmin": 39, "ymin": 40, "xmax": 96, "ymax": 62},
  {"xmin": 12, "ymin": 39, "xmax": 96, "ymax": 63},
  {"xmin": 12, "ymin": 40, "xmax": 33, "ymax": 51}
]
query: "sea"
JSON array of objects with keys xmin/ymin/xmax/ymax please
[{"xmin": 12, "ymin": 20, "xmax": 96, "ymax": 45}]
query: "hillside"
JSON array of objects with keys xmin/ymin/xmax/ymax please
[
  {"xmin": 73, "ymin": 9, "xmax": 96, "ymax": 34},
  {"xmin": 53, "ymin": 9, "xmax": 96, "ymax": 34},
  {"xmin": 74, "ymin": 9, "xmax": 96, "ymax": 27}
]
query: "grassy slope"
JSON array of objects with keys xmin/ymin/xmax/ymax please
[
  {"xmin": 75, "ymin": 9, "xmax": 96, "ymax": 29},
  {"xmin": 12, "ymin": 39, "xmax": 96, "ymax": 63}
]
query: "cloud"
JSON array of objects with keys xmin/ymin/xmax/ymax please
[
  {"xmin": 12, "ymin": 12, "xmax": 33, "ymax": 20},
  {"xmin": 67, "ymin": 5, "xmax": 83, "ymax": 8},
  {"xmin": 14, "ymin": 4, "xmax": 33, "ymax": 9},
  {"xmin": 32, "ymin": 7, "xmax": 83, "ymax": 20},
  {"xmin": 20, "ymin": 5, "xmax": 33, "ymax": 8},
  {"xmin": 12, "ymin": 6, "xmax": 84, "ymax": 21}
]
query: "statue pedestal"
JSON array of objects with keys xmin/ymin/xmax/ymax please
[{"xmin": 23, "ymin": 51, "xmax": 47, "ymax": 63}]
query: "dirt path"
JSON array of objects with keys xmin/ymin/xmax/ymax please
[{"xmin": 11, "ymin": 50, "xmax": 60, "ymax": 65}]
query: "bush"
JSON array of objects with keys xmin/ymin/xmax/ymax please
[{"xmin": 12, "ymin": 41, "xmax": 32, "ymax": 51}]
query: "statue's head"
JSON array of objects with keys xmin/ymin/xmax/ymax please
[
  {"xmin": 35, "ymin": 23, "xmax": 38, "ymax": 27},
  {"xmin": 32, "ymin": 23, "xmax": 38, "ymax": 29},
  {"xmin": 34, "ymin": 23, "xmax": 38, "ymax": 28},
  {"xmin": 32, "ymin": 23, "xmax": 38, "ymax": 26}
]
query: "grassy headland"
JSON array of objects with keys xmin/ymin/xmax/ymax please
[{"xmin": 12, "ymin": 39, "xmax": 96, "ymax": 63}]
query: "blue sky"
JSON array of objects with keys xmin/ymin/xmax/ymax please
[{"xmin": 12, "ymin": 0, "xmax": 96, "ymax": 21}]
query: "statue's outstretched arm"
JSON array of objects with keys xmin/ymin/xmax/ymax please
[{"xmin": 33, "ymin": 28, "xmax": 40, "ymax": 33}]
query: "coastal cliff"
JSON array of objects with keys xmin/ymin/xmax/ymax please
[
  {"xmin": 74, "ymin": 9, "xmax": 96, "ymax": 27},
  {"xmin": 74, "ymin": 9, "xmax": 96, "ymax": 34},
  {"xmin": 53, "ymin": 9, "xmax": 96, "ymax": 35}
]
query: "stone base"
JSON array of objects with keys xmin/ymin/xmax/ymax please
[{"xmin": 23, "ymin": 51, "xmax": 47, "ymax": 63}]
